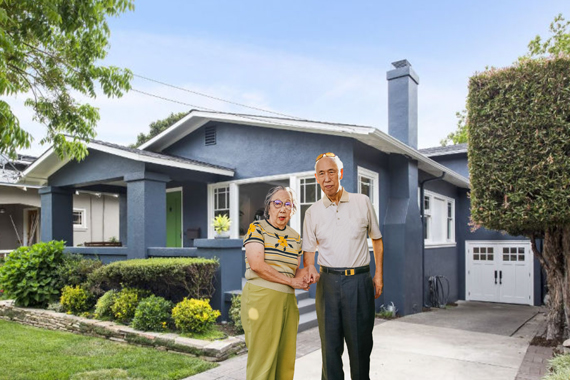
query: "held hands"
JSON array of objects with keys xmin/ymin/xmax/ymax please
[{"xmin": 306, "ymin": 265, "xmax": 320, "ymax": 285}]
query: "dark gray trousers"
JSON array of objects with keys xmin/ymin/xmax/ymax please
[{"xmin": 316, "ymin": 270, "xmax": 375, "ymax": 380}]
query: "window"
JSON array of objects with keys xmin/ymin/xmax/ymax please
[
  {"xmin": 73, "ymin": 209, "xmax": 86, "ymax": 229},
  {"xmin": 213, "ymin": 186, "xmax": 230, "ymax": 218},
  {"xmin": 357, "ymin": 167, "xmax": 379, "ymax": 221},
  {"xmin": 424, "ymin": 190, "xmax": 455, "ymax": 246},
  {"xmin": 299, "ymin": 176, "xmax": 322, "ymax": 230}
]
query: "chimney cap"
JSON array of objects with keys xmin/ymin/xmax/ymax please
[{"xmin": 392, "ymin": 59, "xmax": 411, "ymax": 68}]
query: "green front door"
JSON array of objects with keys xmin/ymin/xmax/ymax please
[{"xmin": 166, "ymin": 191, "xmax": 182, "ymax": 247}]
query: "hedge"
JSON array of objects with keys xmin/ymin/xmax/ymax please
[
  {"xmin": 467, "ymin": 55, "xmax": 570, "ymax": 236},
  {"xmin": 89, "ymin": 258, "xmax": 219, "ymax": 303}
]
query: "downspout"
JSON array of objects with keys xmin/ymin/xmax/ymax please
[{"xmin": 420, "ymin": 172, "xmax": 445, "ymax": 308}]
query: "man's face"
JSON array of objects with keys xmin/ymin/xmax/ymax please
[{"xmin": 315, "ymin": 157, "xmax": 343, "ymax": 198}]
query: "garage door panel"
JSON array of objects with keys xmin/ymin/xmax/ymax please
[{"xmin": 466, "ymin": 241, "xmax": 533, "ymax": 306}]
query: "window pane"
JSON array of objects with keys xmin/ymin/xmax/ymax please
[
  {"xmin": 488, "ymin": 254, "xmax": 494, "ymax": 261},
  {"xmin": 503, "ymin": 254, "xmax": 509, "ymax": 261},
  {"xmin": 448, "ymin": 202, "xmax": 452, "ymax": 217},
  {"xmin": 518, "ymin": 255, "xmax": 525, "ymax": 261},
  {"xmin": 73, "ymin": 212, "xmax": 82, "ymax": 225},
  {"xmin": 424, "ymin": 196, "xmax": 430, "ymax": 210},
  {"xmin": 518, "ymin": 247, "xmax": 525, "ymax": 254},
  {"xmin": 474, "ymin": 254, "xmax": 479, "ymax": 260},
  {"xmin": 474, "ymin": 247, "xmax": 479, "ymax": 253},
  {"xmin": 511, "ymin": 255, "xmax": 517, "ymax": 261},
  {"xmin": 306, "ymin": 183, "xmax": 316, "ymax": 203}
]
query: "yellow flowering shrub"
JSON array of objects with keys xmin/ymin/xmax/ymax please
[
  {"xmin": 60, "ymin": 285, "xmax": 92, "ymax": 314},
  {"xmin": 110, "ymin": 288, "xmax": 149, "ymax": 323},
  {"xmin": 172, "ymin": 298, "xmax": 220, "ymax": 333}
]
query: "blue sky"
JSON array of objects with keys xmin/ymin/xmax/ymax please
[{"xmin": 10, "ymin": 0, "xmax": 570, "ymax": 155}]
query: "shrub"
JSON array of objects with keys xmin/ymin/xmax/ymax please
[
  {"xmin": 110, "ymin": 288, "xmax": 149, "ymax": 323},
  {"xmin": 229, "ymin": 295, "xmax": 243, "ymax": 333},
  {"xmin": 57, "ymin": 254, "xmax": 103, "ymax": 288},
  {"xmin": 132, "ymin": 295, "xmax": 174, "ymax": 331},
  {"xmin": 89, "ymin": 258, "xmax": 219, "ymax": 303},
  {"xmin": 94, "ymin": 290, "xmax": 117, "ymax": 320},
  {"xmin": 60, "ymin": 285, "xmax": 93, "ymax": 314},
  {"xmin": 0, "ymin": 241, "xmax": 65, "ymax": 307},
  {"xmin": 172, "ymin": 298, "xmax": 220, "ymax": 333}
]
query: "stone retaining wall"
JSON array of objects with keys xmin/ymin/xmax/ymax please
[{"xmin": 0, "ymin": 300, "xmax": 244, "ymax": 362}]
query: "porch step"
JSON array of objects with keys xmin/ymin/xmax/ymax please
[{"xmin": 224, "ymin": 279, "xmax": 318, "ymax": 333}]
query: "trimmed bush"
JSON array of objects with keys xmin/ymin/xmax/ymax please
[
  {"xmin": 94, "ymin": 290, "xmax": 117, "ymax": 320},
  {"xmin": 229, "ymin": 295, "xmax": 243, "ymax": 333},
  {"xmin": 89, "ymin": 258, "xmax": 219, "ymax": 303},
  {"xmin": 110, "ymin": 288, "xmax": 149, "ymax": 323},
  {"xmin": 0, "ymin": 241, "xmax": 65, "ymax": 307},
  {"xmin": 57, "ymin": 254, "xmax": 103, "ymax": 288},
  {"xmin": 132, "ymin": 295, "xmax": 174, "ymax": 331},
  {"xmin": 60, "ymin": 285, "xmax": 93, "ymax": 314},
  {"xmin": 172, "ymin": 298, "xmax": 220, "ymax": 333}
]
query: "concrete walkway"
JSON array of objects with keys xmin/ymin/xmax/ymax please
[{"xmin": 189, "ymin": 302, "xmax": 550, "ymax": 380}]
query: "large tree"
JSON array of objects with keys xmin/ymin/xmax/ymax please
[
  {"xmin": 440, "ymin": 110, "xmax": 468, "ymax": 146},
  {"xmin": 132, "ymin": 111, "xmax": 188, "ymax": 148},
  {"xmin": 0, "ymin": 0, "xmax": 134, "ymax": 160},
  {"xmin": 468, "ymin": 56, "xmax": 570, "ymax": 341}
]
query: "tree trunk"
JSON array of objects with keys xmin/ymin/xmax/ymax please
[{"xmin": 531, "ymin": 226, "xmax": 568, "ymax": 341}]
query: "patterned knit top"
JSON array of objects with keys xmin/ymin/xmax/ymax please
[{"xmin": 243, "ymin": 219, "xmax": 302, "ymax": 294}]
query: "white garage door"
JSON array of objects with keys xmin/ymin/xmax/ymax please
[{"xmin": 466, "ymin": 240, "xmax": 533, "ymax": 305}]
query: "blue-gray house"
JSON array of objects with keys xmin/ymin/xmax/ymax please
[{"xmin": 21, "ymin": 60, "xmax": 543, "ymax": 322}]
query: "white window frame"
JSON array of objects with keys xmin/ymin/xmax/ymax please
[
  {"xmin": 73, "ymin": 208, "xmax": 87, "ymax": 230},
  {"xmin": 208, "ymin": 171, "xmax": 315, "ymax": 239},
  {"xmin": 424, "ymin": 190, "xmax": 455, "ymax": 248},
  {"xmin": 357, "ymin": 166, "xmax": 379, "ymax": 222},
  {"xmin": 424, "ymin": 195, "xmax": 431, "ymax": 241}
]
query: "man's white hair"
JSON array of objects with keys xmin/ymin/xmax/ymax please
[{"xmin": 314, "ymin": 155, "xmax": 344, "ymax": 173}]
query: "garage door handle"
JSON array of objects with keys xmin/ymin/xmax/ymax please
[
  {"xmin": 499, "ymin": 271, "xmax": 502, "ymax": 285},
  {"xmin": 494, "ymin": 270, "xmax": 497, "ymax": 284}
]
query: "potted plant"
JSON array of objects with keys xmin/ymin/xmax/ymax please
[{"xmin": 212, "ymin": 214, "xmax": 231, "ymax": 238}]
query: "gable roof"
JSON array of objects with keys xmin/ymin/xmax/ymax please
[
  {"xmin": 420, "ymin": 143, "xmax": 468, "ymax": 157},
  {"xmin": 21, "ymin": 139, "xmax": 235, "ymax": 186},
  {"xmin": 139, "ymin": 110, "xmax": 471, "ymax": 189}
]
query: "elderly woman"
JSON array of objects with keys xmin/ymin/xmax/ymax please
[{"xmin": 241, "ymin": 185, "xmax": 309, "ymax": 380}]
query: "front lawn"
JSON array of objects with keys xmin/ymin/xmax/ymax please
[{"xmin": 0, "ymin": 320, "xmax": 216, "ymax": 380}]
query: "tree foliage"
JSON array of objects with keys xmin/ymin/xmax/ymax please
[
  {"xmin": 440, "ymin": 110, "xmax": 468, "ymax": 146},
  {"xmin": 132, "ymin": 111, "xmax": 188, "ymax": 147},
  {"xmin": 527, "ymin": 13, "xmax": 570, "ymax": 57},
  {"xmin": 468, "ymin": 56, "xmax": 570, "ymax": 340},
  {"xmin": 0, "ymin": 0, "xmax": 134, "ymax": 160}
]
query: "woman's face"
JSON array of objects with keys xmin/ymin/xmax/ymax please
[{"xmin": 267, "ymin": 189, "xmax": 293, "ymax": 229}]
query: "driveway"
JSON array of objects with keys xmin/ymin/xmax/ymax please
[
  {"xmin": 190, "ymin": 301, "xmax": 544, "ymax": 380},
  {"xmin": 294, "ymin": 301, "xmax": 543, "ymax": 380}
]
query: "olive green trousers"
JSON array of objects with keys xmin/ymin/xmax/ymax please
[{"xmin": 241, "ymin": 282, "xmax": 300, "ymax": 380}]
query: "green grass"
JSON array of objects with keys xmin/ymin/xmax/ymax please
[
  {"xmin": 0, "ymin": 320, "xmax": 216, "ymax": 380},
  {"xmin": 545, "ymin": 354, "xmax": 570, "ymax": 380},
  {"xmin": 181, "ymin": 326, "xmax": 227, "ymax": 341}
]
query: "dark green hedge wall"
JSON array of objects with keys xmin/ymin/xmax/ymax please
[{"xmin": 468, "ymin": 56, "xmax": 570, "ymax": 236}]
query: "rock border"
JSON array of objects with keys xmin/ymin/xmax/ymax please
[{"xmin": 0, "ymin": 300, "xmax": 245, "ymax": 362}]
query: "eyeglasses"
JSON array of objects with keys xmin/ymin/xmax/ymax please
[
  {"xmin": 271, "ymin": 200, "xmax": 293, "ymax": 210},
  {"xmin": 315, "ymin": 152, "xmax": 336, "ymax": 162}
]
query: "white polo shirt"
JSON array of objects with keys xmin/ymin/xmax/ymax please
[{"xmin": 302, "ymin": 188, "xmax": 382, "ymax": 268}]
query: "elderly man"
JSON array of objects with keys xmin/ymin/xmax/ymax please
[{"xmin": 303, "ymin": 152, "xmax": 384, "ymax": 380}]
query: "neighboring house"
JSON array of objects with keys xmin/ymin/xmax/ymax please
[
  {"xmin": 0, "ymin": 155, "xmax": 120, "ymax": 255},
  {"xmin": 19, "ymin": 59, "xmax": 543, "ymax": 318}
]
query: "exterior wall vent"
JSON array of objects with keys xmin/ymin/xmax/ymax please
[{"xmin": 205, "ymin": 126, "xmax": 216, "ymax": 146}]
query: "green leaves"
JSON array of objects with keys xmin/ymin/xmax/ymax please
[
  {"xmin": 468, "ymin": 56, "xmax": 570, "ymax": 237},
  {"xmin": 0, "ymin": 0, "xmax": 134, "ymax": 160},
  {"xmin": 527, "ymin": 14, "xmax": 570, "ymax": 58},
  {"xmin": 0, "ymin": 240, "xmax": 66, "ymax": 307}
]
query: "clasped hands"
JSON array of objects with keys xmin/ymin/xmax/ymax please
[{"xmin": 291, "ymin": 265, "xmax": 320, "ymax": 291}]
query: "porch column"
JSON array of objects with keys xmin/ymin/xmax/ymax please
[
  {"xmin": 119, "ymin": 193, "xmax": 128, "ymax": 246},
  {"xmin": 383, "ymin": 155, "xmax": 423, "ymax": 316},
  {"xmin": 39, "ymin": 186, "xmax": 73, "ymax": 245},
  {"xmin": 125, "ymin": 172, "xmax": 169, "ymax": 259}
]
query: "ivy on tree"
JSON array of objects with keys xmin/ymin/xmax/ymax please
[{"xmin": 0, "ymin": 0, "xmax": 134, "ymax": 160}]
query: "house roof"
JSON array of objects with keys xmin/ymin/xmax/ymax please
[
  {"xmin": 419, "ymin": 143, "xmax": 468, "ymax": 157},
  {"xmin": 139, "ymin": 110, "xmax": 471, "ymax": 189},
  {"xmin": 20, "ymin": 139, "xmax": 235, "ymax": 186}
]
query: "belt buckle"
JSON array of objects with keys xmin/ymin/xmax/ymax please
[{"xmin": 344, "ymin": 269, "xmax": 355, "ymax": 276}]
